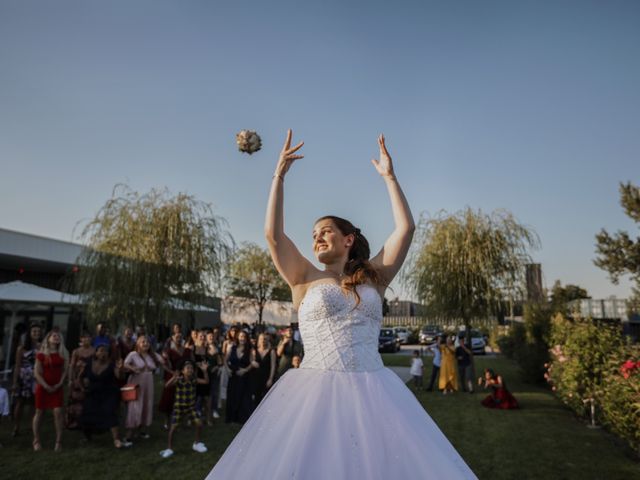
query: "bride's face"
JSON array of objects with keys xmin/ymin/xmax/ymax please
[{"xmin": 312, "ymin": 219, "xmax": 352, "ymax": 264}]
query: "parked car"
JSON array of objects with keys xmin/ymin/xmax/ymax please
[
  {"xmin": 393, "ymin": 327, "xmax": 410, "ymax": 344},
  {"xmin": 419, "ymin": 325, "xmax": 442, "ymax": 345},
  {"xmin": 379, "ymin": 328, "xmax": 400, "ymax": 353},
  {"xmin": 457, "ymin": 328, "xmax": 487, "ymax": 355}
]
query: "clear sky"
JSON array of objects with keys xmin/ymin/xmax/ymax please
[{"xmin": 1, "ymin": 0, "xmax": 638, "ymax": 299}]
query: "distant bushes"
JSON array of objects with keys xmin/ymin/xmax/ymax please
[
  {"xmin": 546, "ymin": 314, "xmax": 640, "ymax": 454},
  {"xmin": 497, "ymin": 304, "xmax": 551, "ymax": 384},
  {"xmin": 497, "ymin": 307, "xmax": 640, "ymax": 454}
]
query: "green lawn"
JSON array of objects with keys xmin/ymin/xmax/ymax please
[
  {"xmin": 403, "ymin": 354, "xmax": 639, "ymax": 480},
  {"xmin": 1, "ymin": 355, "xmax": 638, "ymax": 479},
  {"xmin": 0, "ymin": 380, "xmax": 240, "ymax": 480}
]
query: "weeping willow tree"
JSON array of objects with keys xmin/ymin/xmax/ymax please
[
  {"xmin": 73, "ymin": 184, "xmax": 234, "ymax": 330},
  {"xmin": 403, "ymin": 208, "xmax": 539, "ymax": 338},
  {"xmin": 226, "ymin": 242, "xmax": 291, "ymax": 326}
]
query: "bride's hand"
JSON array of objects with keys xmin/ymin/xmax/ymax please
[
  {"xmin": 371, "ymin": 134, "xmax": 395, "ymax": 179},
  {"xmin": 275, "ymin": 129, "xmax": 304, "ymax": 178}
]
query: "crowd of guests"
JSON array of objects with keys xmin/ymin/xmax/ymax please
[
  {"xmin": 412, "ymin": 333, "xmax": 518, "ymax": 409},
  {"xmin": 5, "ymin": 321, "xmax": 304, "ymax": 454}
]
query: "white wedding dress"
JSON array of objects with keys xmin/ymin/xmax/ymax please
[{"xmin": 206, "ymin": 283, "xmax": 477, "ymax": 479}]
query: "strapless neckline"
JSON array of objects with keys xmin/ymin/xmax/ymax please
[{"xmin": 299, "ymin": 282, "xmax": 382, "ymax": 308}]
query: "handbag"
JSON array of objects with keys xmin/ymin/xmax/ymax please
[{"xmin": 120, "ymin": 383, "xmax": 139, "ymax": 402}]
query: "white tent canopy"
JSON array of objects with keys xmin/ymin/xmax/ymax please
[
  {"xmin": 0, "ymin": 281, "xmax": 80, "ymax": 379},
  {"xmin": 0, "ymin": 280, "xmax": 80, "ymax": 304}
]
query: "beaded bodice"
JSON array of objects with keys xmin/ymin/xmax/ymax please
[{"xmin": 297, "ymin": 283, "xmax": 384, "ymax": 372}]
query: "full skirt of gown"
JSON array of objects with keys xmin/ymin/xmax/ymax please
[{"xmin": 207, "ymin": 366, "xmax": 477, "ymax": 479}]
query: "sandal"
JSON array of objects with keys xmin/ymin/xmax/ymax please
[
  {"xmin": 33, "ymin": 440, "xmax": 42, "ymax": 452},
  {"xmin": 54, "ymin": 441, "xmax": 62, "ymax": 452},
  {"xmin": 114, "ymin": 439, "xmax": 123, "ymax": 449}
]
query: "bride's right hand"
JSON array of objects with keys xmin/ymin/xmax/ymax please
[{"xmin": 275, "ymin": 129, "xmax": 304, "ymax": 178}]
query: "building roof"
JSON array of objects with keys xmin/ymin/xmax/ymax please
[
  {"xmin": 0, "ymin": 227, "xmax": 84, "ymax": 272},
  {"xmin": 0, "ymin": 280, "xmax": 80, "ymax": 304}
]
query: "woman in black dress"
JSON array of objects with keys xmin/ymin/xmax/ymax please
[
  {"xmin": 252, "ymin": 333, "xmax": 276, "ymax": 407},
  {"xmin": 206, "ymin": 332, "xmax": 223, "ymax": 420},
  {"xmin": 80, "ymin": 344, "xmax": 130, "ymax": 448},
  {"xmin": 225, "ymin": 330, "xmax": 258, "ymax": 424},
  {"xmin": 194, "ymin": 330, "xmax": 213, "ymax": 425}
]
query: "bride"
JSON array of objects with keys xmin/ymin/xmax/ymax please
[{"xmin": 206, "ymin": 130, "xmax": 477, "ymax": 479}]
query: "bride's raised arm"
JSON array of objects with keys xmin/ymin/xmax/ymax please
[
  {"xmin": 264, "ymin": 129, "xmax": 315, "ymax": 288},
  {"xmin": 369, "ymin": 134, "xmax": 416, "ymax": 285}
]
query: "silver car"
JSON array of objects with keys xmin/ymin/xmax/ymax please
[
  {"xmin": 419, "ymin": 325, "xmax": 442, "ymax": 345},
  {"xmin": 393, "ymin": 327, "xmax": 410, "ymax": 344}
]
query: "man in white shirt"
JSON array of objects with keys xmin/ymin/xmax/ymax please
[{"xmin": 425, "ymin": 336, "xmax": 442, "ymax": 392}]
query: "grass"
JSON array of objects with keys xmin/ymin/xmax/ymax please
[
  {"xmin": 380, "ymin": 352, "xmax": 412, "ymax": 367},
  {"xmin": 1, "ymin": 355, "xmax": 638, "ymax": 479},
  {"xmin": 0, "ymin": 380, "xmax": 241, "ymax": 480},
  {"xmin": 403, "ymin": 354, "xmax": 639, "ymax": 480}
]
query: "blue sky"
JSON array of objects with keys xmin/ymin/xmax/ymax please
[{"xmin": 1, "ymin": 0, "xmax": 638, "ymax": 299}]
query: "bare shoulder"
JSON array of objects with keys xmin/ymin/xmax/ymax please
[{"xmin": 291, "ymin": 272, "xmax": 340, "ymax": 310}]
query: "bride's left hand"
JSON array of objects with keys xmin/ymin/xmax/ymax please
[{"xmin": 371, "ymin": 134, "xmax": 395, "ymax": 179}]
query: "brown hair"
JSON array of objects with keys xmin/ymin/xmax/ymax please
[{"xmin": 316, "ymin": 215, "xmax": 385, "ymax": 305}]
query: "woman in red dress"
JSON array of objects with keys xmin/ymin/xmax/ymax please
[
  {"xmin": 479, "ymin": 368, "xmax": 518, "ymax": 409},
  {"xmin": 32, "ymin": 330, "xmax": 69, "ymax": 451}
]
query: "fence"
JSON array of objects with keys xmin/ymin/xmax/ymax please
[{"xmin": 382, "ymin": 316, "xmax": 498, "ymax": 329}]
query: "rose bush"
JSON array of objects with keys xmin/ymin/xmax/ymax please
[{"xmin": 547, "ymin": 314, "xmax": 640, "ymax": 454}]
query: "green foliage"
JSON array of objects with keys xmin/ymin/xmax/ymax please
[
  {"xmin": 487, "ymin": 325, "xmax": 508, "ymax": 352},
  {"xmin": 625, "ymin": 287, "xmax": 640, "ymax": 319},
  {"xmin": 407, "ymin": 327, "xmax": 420, "ymax": 344},
  {"xmin": 226, "ymin": 242, "xmax": 291, "ymax": 324},
  {"xmin": 594, "ymin": 181, "xmax": 640, "ymax": 316},
  {"xmin": 73, "ymin": 184, "xmax": 233, "ymax": 330},
  {"xmin": 496, "ymin": 304, "xmax": 551, "ymax": 383},
  {"xmin": 549, "ymin": 280, "xmax": 590, "ymax": 314},
  {"xmin": 515, "ymin": 304, "xmax": 552, "ymax": 383},
  {"xmin": 548, "ymin": 314, "xmax": 623, "ymax": 416},
  {"xmin": 497, "ymin": 323, "xmax": 525, "ymax": 360},
  {"xmin": 599, "ymin": 346, "xmax": 640, "ymax": 453},
  {"xmin": 547, "ymin": 314, "xmax": 640, "ymax": 452},
  {"xmin": 403, "ymin": 208, "xmax": 538, "ymax": 335}
]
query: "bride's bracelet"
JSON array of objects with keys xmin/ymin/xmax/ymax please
[{"xmin": 272, "ymin": 173, "xmax": 284, "ymax": 182}]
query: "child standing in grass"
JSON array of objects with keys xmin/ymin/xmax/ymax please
[
  {"xmin": 160, "ymin": 360, "xmax": 209, "ymax": 458},
  {"xmin": 410, "ymin": 350, "xmax": 424, "ymax": 390}
]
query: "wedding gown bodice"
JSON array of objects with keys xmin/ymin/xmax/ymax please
[{"xmin": 297, "ymin": 283, "xmax": 384, "ymax": 372}]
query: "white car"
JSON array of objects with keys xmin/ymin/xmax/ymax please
[
  {"xmin": 393, "ymin": 327, "xmax": 410, "ymax": 344},
  {"xmin": 458, "ymin": 328, "xmax": 486, "ymax": 355}
]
